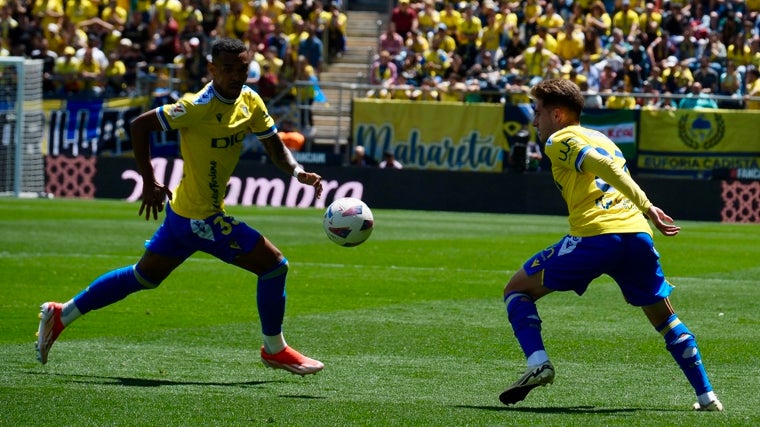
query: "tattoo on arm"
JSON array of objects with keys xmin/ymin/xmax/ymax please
[{"xmin": 261, "ymin": 135, "xmax": 298, "ymax": 173}]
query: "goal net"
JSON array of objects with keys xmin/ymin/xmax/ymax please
[{"xmin": 0, "ymin": 58, "xmax": 45, "ymax": 197}]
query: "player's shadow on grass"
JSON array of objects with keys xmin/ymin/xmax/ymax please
[
  {"xmin": 29, "ymin": 371, "xmax": 283, "ymax": 388},
  {"xmin": 455, "ymin": 405, "xmax": 645, "ymax": 414}
]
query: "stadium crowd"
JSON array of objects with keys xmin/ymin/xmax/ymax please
[
  {"xmin": 0, "ymin": 0, "xmax": 347, "ymax": 100},
  {"xmin": 369, "ymin": 0, "xmax": 760, "ymax": 110},
  {"xmin": 0, "ymin": 0, "xmax": 758, "ymax": 110}
]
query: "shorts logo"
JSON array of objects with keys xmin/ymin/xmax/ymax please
[
  {"xmin": 167, "ymin": 104, "xmax": 187, "ymax": 119},
  {"xmin": 191, "ymin": 220, "xmax": 215, "ymax": 241},
  {"xmin": 558, "ymin": 236, "xmax": 581, "ymax": 256}
]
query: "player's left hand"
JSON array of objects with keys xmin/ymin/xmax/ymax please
[
  {"xmin": 139, "ymin": 180, "xmax": 173, "ymax": 221},
  {"xmin": 296, "ymin": 171, "xmax": 323, "ymax": 199},
  {"xmin": 647, "ymin": 205, "xmax": 680, "ymax": 236}
]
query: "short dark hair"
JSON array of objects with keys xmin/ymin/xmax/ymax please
[
  {"xmin": 211, "ymin": 38, "xmax": 247, "ymax": 62},
  {"xmin": 530, "ymin": 79, "xmax": 585, "ymax": 116}
]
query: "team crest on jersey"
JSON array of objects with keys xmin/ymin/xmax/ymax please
[
  {"xmin": 678, "ymin": 113, "xmax": 725, "ymax": 150},
  {"xmin": 167, "ymin": 104, "xmax": 187, "ymax": 119}
]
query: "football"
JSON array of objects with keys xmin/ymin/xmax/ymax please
[{"xmin": 323, "ymin": 197, "xmax": 374, "ymax": 247}]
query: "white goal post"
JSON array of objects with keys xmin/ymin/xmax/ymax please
[{"xmin": 0, "ymin": 57, "xmax": 45, "ymax": 197}]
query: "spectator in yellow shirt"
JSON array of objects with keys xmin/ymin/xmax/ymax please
[
  {"xmin": 585, "ymin": 1, "xmax": 611, "ymax": 37},
  {"xmin": 325, "ymin": 1, "xmax": 347, "ymax": 57},
  {"xmin": 523, "ymin": 0, "xmax": 542, "ymax": 38},
  {"xmin": 64, "ymin": 0, "xmax": 98, "ymax": 26},
  {"xmin": 417, "ymin": 0, "xmax": 440, "ymax": 37},
  {"xmin": 726, "ymin": 32, "xmax": 753, "ymax": 68},
  {"xmin": 438, "ymin": 1, "xmax": 462, "ymax": 41},
  {"xmin": 555, "ymin": 22, "xmax": 584, "ymax": 62},
  {"xmin": 430, "ymin": 23, "xmax": 457, "ymax": 56},
  {"xmin": 79, "ymin": 47, "xmax": 104, "ymax": 95},
  {"xmin": 405, "ymin": 28, "xmax": 429, "ymax": 56},
  {"xmin": 745, "ymin": 66, "xmax": 760, "ymax": 110},
  {"xmin": 104, "ymin": 50, "xmax": 127, "ymax": 96},
  {"xmin": 661, "ymin": 56, "xmax": 694, "ymax": 94},
  {"xmin": 528, "ymin": 26, "xmax": 558, "ymax": 54},
  {"xmin": 638, "ymin": 2, "xmax": 661, "ymax": 38},
  {"xmin": 612, "ymin": 0, "xmax": 639, "ymax": 41},
  {"xmin": 496, "ymin": 2, "xmax": 520, "ymax": 36},
  {"xmin": 277, "ymin": 1, "xmax": 304, "ymax": 36},
  {"xmin": 422, "ymin": 36, "xmax": 451, "ymax": 79},
  {"xmin": 225, "ymin": 0, "xmax": 251, "ymax": 40},
  {"xmin": 516, "ymin": 38, "xmax": 556, "ymax": 85},
  {"xmin": 32, "ymin": 0, "xmax": 64, "ymax": 35},
  {"xmin": 152, "ymin": 0, "xmax": 182, "ymax": 30},
  {"xmin": 54, "ymin": 46, "xmax": 82, "ymax": 95},
  {"xmin": 262, "ymin": 0, "xmax": 286, "ymax": 21},
  {"xmin": 100, "ymin": 0, "xmax": 128, "ymax": 28},
  {"xmin": 536, "ymin": 2, "xmax": 564, "ymax": 36},
  {"xmin": 456, "ymin": 4, "xmax": 482, "ymax": 47},
  {"xmin": 604, "ymin": 82, "xmax": 637, "ymax": 109},
  {"xmin": 480, "ymin": 12, "xmax": 502, "ymax": 57}
]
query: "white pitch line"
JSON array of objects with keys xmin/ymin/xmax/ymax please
[{"xmin": 1, "ymin": 251, "xmax": 756, "ymax": 283}]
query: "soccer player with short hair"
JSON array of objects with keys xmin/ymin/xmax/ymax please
[
  {"xmin": 36, "ymin": 37, "xmax": 325, "ymax": 376},
  {"xmin": 499, "ymin": 78, "xmax": 722, "ymax": 411}
]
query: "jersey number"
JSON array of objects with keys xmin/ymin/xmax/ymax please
[{"xmin": 213, "ymin": 216, "xmax": 239, "ymax": 236}]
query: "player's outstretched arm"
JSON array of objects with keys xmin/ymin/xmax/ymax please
[
  {"xmin": 646, "ymin": 205, "xmax": 681, "ymax": 236},
  {"xmin": 130, "ymin": 109, "xmax": 173, "ymax": 220},
  {"xmin": 260, "ymin": 134, "xmax": 323, "ymax": 198},
  {"xmin": 581, "ymin": 150, "xmax": 679, "ymax": 236}
]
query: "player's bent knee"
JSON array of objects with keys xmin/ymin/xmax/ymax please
[
  {"xmin": 504, "ymin": 291, "xmax": 532, "ymax": 308},
  {"xmin": 133, "ymin": 264, "xmax": 162, "ymax": 289},
  {"xmin": 260, "ymin": 257, "xmax": 289, "ymax": 280},
  {"xmin": 505, "ymin": 291, "xmax": 541, "ymax": 330}
]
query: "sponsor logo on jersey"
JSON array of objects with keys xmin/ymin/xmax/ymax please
[{"xmin": 211, "ymin": 131, "xmax": 247, "ymax": 148}]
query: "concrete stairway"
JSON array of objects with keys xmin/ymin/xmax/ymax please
[{"xmin": 311, "ymin": 10, "xmax": 386, "ymax": 151}]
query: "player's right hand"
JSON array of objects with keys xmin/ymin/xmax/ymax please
[
  {"xmin": 296, "ymin": 171, "xmax": 323, "ymax": 199},
  {"xmin": 139, "ymin": 180, "xmax": 173, "ymax": 221},
  {"xmin": 647, "ymin": 205, "xmax": 680, "ymax": 237}
]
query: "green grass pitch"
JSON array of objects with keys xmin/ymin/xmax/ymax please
[{"xmin": 1, "ymin": 198, "xmax": 758, "ymax": 426}]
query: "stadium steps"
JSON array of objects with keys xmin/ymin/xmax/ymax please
[{"xmin": 311, "ymin": 10, "xmax": 385, "ymax": 151}]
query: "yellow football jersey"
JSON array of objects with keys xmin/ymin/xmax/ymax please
[
  {"xmin": 157, "ymin": 83, "xmax": 276, "ymax": 219},
  {"xmin": 544, "ymin": 125, "xmax": 651, "ymax": 237}
]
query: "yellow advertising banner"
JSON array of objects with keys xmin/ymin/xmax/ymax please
[
  {"xmin": 638, "ymin": 109, "xmax": 760, "ymax": 178},
  {"xmin": 353, "ymin": 99, "xmax": 509, "ymax": 172}
]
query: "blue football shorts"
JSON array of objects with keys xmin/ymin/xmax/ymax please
[
  {"xmin": 145, "ymin": 204, "xmax": 263, "ymax": 263},
  {"xmin": 523, "ymin": 232, "xmax": 673, "ymax": 307}
]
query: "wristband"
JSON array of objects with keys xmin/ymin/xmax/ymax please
[{"xmin": 292, "ymin": 166, "xmax": 305, "ymax": 178}]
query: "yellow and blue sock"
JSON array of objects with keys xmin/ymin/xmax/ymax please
[
  {"xmin": 657, "ymin": 314, "xmax": 713, "ymax": 397},
  {"xmin": 505, "ymin": 291, "xmax": 548, "ymax": 366}
]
